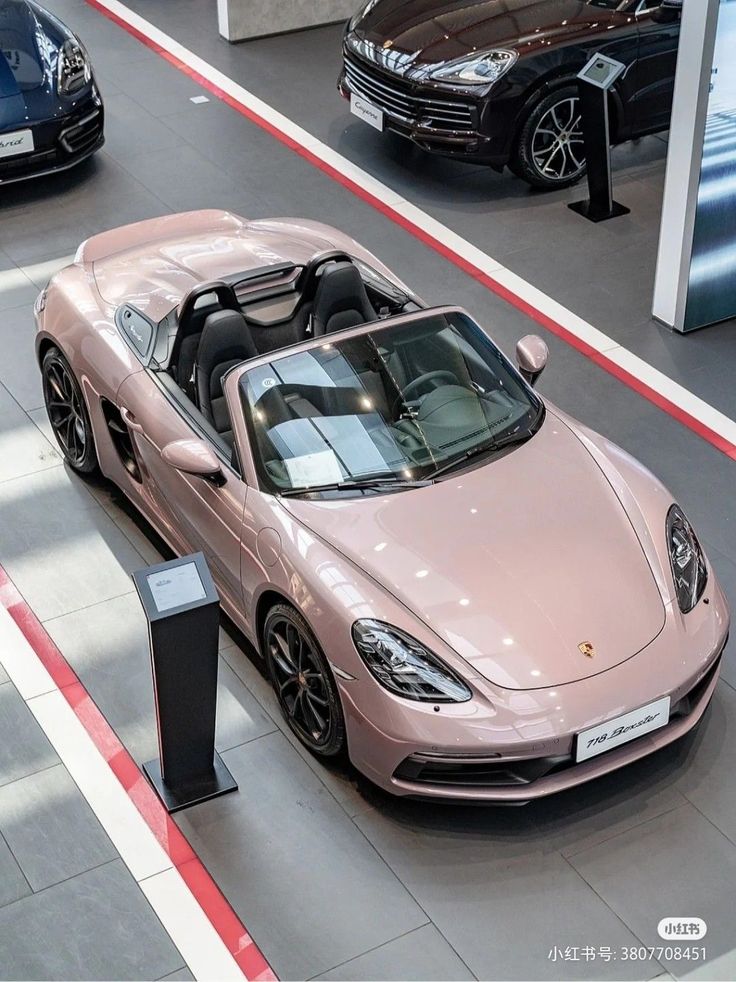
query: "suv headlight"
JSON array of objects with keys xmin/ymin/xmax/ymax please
[
  {"xmin": 429, "ymin": 49, "xmax": 517, "ymax": 86},
  {"xmin": 57, "ymin": 38, "xmax": 91, "ymax": 95},
  {"xmin": 352, "ymin": 619, "xmax": 472, "ymax": 702},
  {"xmin": 667, "ymin": 505, "xmax": 707, "ymax": 613}
]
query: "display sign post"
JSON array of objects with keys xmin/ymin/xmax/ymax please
[
  {"xmin": 569, "ymin": 54, "xmax": 630, "ymax": 223},
  {"xmin": 653, "ymin": 0, "xmax": 735, "ymax": 333},
  {"xmin": 133, "ymin": 553, "xmax": 237, "ymax": 813}
]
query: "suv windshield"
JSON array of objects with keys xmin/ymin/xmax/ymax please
[{"xmin": 240, "ymin": 310, "xmax": 543, "ymax": 495}]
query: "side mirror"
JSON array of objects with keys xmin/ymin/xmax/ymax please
[
  {"xmin": 162, "ymin": 438, "xmax": 225, "ymax": 486},
  {"xmin": 516, "ymin": 335, "xmax": 549, "ymax": 387},
  {"xmin": 653, "ymin": 0, "xmax": 682, "ymax": 23}
]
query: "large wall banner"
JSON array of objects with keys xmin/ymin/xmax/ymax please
[{"xmin": 653, "ymin": 0, "xmax": 736, "ymax": 333}]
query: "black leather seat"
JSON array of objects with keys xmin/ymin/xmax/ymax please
[
  {"xmin": 311, "ymin": 262, "xmax": 378, "ymax": 337},
  {"xmin": 176, "ymin": 332, "xmax": 201, "ymax": 398},
  {"xmin": 196, "ymin": 310, "xmax": 258, "ymax": 444}
]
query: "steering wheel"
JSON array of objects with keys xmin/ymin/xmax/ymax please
[{"xmin": 393, "ymin": 371, "xmax": 459, "ymax": 416}]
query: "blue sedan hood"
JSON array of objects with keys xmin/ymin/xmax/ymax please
[{"xmin": 0, "ymin": 1, "xmax": 47, "ymax": 97}]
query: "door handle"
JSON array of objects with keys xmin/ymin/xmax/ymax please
[{"xmin": 120, "ymin": 406, "xmax": 144, "ymax": 434}]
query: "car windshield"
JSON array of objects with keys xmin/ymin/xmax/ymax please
[{"xmin": 239, "ymin": 310, "xmax": 543, "ymax": 495}]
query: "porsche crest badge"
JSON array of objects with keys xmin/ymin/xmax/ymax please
[{"xmin": 578, "ymin": 642, "xmax": 595, "ymax": 658}]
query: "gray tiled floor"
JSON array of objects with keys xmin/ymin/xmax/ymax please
[
  {"xmin": 178, "ymin": 732, "xmax": 428, "ymax": 981},
  {"xmin": 1, "ymin": 0, "xmax": 735, "ymax": 979},
  {"xmin": 0, "ymin": 860, "xmax": 183, "ymax": 981},
  {"xmin": 0, "ymin": 764, "xmax": 118, "ymax": 891},
  {"xmin": 315, "ymin": 924, "xmax": 474, "ymax": 981},
  {"xmin": 0, "ymin": 678, "xmax": 186, "ymax": 981},
  {"xmin": 0, "ymin": 683, "xmax": 58, "ymax": 790},
  {"xmin": 569, "ymin": 804, "xmax": 736, "ymax": 973},
  {"xmin": 0, "ymin": 829, "xmax": 32, "ymax": 909}
]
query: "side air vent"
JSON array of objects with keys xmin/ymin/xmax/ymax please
[{"xmin": 102, "ymin": 399, "xmax": 142, "ymax": 483}]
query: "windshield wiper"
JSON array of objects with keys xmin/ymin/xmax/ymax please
[
  {"xmin": 427, "ymin": 429, "xmax": 536, "ymax": 480},
  {"xmin": 280, "ymin": 477, "xmax": 433, "ymax": 498}
]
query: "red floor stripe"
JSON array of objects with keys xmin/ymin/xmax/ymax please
[
  {"xmin": 85, "ymin": 0, "xmax": 736, "ymax": 463},
  {"xmin": 0, "ymin": 565, "xmax": 275, "ymax": 981}
]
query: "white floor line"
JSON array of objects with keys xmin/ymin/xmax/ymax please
[
  {"xmin": 90, "ymin": 0, "xmax": 736, "ymax": 454},
  {"xmin": 0, "ymin": 604, "xmax": 242, "ymax": 982},
  {"xmin": 141, "ymin": 867, "xmax": 246, "ymax": 982}
]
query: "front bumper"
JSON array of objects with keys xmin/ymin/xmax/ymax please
[
  {"xmin": 0, "ymin": 92, "xmax": 104, "ymax": 186},
  {"xmin": 338, "ymin": 50, "xmax": 516, "ymax": 167},
  {"xmin": 340, "ymin": 581, "xmax": 730, "ymax": 802}
]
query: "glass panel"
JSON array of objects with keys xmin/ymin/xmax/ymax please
[{"xmin": 240, "ymin": 310, "xmax": 543, "ymax": 493}]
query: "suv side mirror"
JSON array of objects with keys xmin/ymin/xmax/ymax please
[
  {"xmin": 516, "ymin": 335, "xmax": 549, "ymax": 387},
  {"xmin": 162, "ymin": 438, "xmax": 226, "ymax": 486},
  {"xmin": 653, "ymin": 0, "xmax": 682, "ymax": 23}
]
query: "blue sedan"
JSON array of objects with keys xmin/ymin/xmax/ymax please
[{"xmin": 0, "ymin": 0, "xmax": 103, "ymax": 185}]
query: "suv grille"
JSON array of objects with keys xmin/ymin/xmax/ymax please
[{"xmin": 344, "ymin": 53, "xmax": 475, "ymax": 132}]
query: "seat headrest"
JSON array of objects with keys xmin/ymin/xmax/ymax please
[
  {"xmin": 312, "ymin": 262, "xmax": 376, "ymax": 336},
  {"xmin": 198, "ymin": 309, "xmax": 258, "ymax": 367}
]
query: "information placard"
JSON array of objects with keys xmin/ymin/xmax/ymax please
[
  {"xmin": 577, "ymin": 54, "xmax": 625, "ymax": 91},
  {"xmin": 146, "ymin": 562, "xmax": 206, "ymax": 613}
]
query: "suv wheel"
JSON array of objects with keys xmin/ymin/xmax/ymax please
[{"xmin": 513, "ymin": 85, "xmax": 587, "ymax": 190}]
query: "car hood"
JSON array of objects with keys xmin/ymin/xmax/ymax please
[
  {"xmin": 353, "ymin": 0, "xmax": 628, "ymax": 67},
  {"xmin": 0, "ymin": 1, "xmax": 48, "ymax": 97},
  {"xmin": 283, "ymin": 410, "xmax": 666, "ymax": 690}
]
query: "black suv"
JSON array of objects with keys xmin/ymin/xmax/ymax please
[{"xmin": 339, "ymin": 0, "xmax": 682, "ymax": 189}]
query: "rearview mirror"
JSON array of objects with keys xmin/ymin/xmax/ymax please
[
  {"xmin": 516, "ymin": 335, "xmax": 549, "ymax": 387},
  {"xmin": 162, "ymin": 438, "xmax": 225, "ymax": 486}
]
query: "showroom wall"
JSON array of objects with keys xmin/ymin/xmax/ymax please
[{"xmin": 217, "ymin": 0, "xmax": 356, "ymax": 40}]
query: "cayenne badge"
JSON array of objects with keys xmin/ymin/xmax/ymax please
[{"xmin": 578, "ymin": 642, "xmax": 596, "ymax": 658}]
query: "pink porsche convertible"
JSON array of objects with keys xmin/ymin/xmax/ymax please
[{"xmin": 35, "ymin": 210, "xmax": 729, "ymax": 802}]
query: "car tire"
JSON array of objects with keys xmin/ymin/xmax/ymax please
[
  {"xmin": 41, "ymin": 346, "xmax": 99, "ymax": 475},
  {"xmin": 263, "ymin": 603, "xmax": 346, "ymax": 759},
  {"xmin": 512, "ymin": 84, "xmax": 587, "ymax": 190}
]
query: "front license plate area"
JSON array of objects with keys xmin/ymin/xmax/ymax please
[
  {"xmin": 575, "ymin": 696, "xmax": 671, "ymax": 763},
  {"xmin": 0, "ymin": 128, "xmax": 34, "ymax": 159},
  {"xmin": 350, "ymin": 93, "xmax": 385, "ymax": 132}
]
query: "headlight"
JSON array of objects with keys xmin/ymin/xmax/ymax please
[
  {"xmin": 667, "ymin": 505, "xmax": 707, "ymax": 613},
  {"xmin": 57, "ymin": 38, "xmax": 91, "ymax": 95},
  {"xmin": 348, "ymin": 0, "xmax": 381, "ymax": 31},
  {"xmin": 429, "ymin": 49, "xmax": 517, "ymax": 86},
  {"xmin": 352, "ymin": 619, "xmax": 472, "ymax": 702}
]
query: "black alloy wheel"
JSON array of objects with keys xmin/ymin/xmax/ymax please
[
  {"xmin": 42, "ymin": 347, "xmax": 98, "ymax": 474},
  {"xmin": 514, "ymin": 85, "xmax": 587, "ymax": 190},
  {"xmin": 263, "ymin": 604, "xmax": 346, "ymax": 758}
]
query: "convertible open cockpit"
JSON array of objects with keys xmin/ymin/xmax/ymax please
[{"xmin": 132, "ymin": 251, "xmax": 420, "ymax": 457}]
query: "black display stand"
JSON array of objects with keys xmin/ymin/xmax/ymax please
[
  {"xmin": 569, "ymin": 54, "xmax": 630, "ymax": 223},
  {"xmin": 133, "ymin": 552, "xmax": 237, "ymax": 813}
]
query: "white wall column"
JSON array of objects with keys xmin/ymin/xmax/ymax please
[
  {"xmin": 217, "ymin": 0, "xmax": 357, "ymax": 42},
  {"xmin": 653, "ymin": 0, "xmax": 736, "ymax": 332}
]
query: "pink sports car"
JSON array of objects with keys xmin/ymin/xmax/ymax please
[{"xmin": 35, "ymin": 210, "xmax": 729, "ymax": 802}]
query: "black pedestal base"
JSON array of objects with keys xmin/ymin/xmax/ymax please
[
  {"xmin": 143, "ymin": 751, "xmax": 238, "ymax": 813},
  {"xmin": 568, "ymin": 199, "xmax": 631, "ymax": 223}
]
